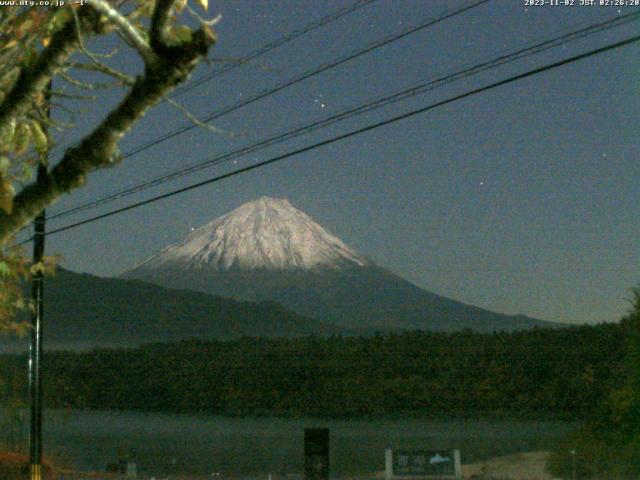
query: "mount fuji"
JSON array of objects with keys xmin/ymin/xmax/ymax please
[
  {"xmin": 122, "ymin": 197, "xmax": 560, "ymax": 332},
  {"xmin": 130, "ymin": 196, "xmax": 368, "ymax": 272}
]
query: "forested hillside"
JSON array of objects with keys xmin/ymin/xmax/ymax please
[
  {"xmin": 548, "ymin": 291, "xmax": 640, "ymax": 478},
  {"xmin": 0, "ymin": 324, "xmax": 624, "ymax": 419}
]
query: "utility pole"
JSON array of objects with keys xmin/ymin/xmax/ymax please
[{"xmin": 29, "ymin": 82, "xmax": 50, "ymax": 480}]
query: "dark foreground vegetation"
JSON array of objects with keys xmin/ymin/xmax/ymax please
[
  {"xmin": 547, "ymin": 290, "xmax": 640, "ymax": 479},
  {"xmin": 0, "ymin": 323, "xmax": 625, "ymax": 420},
  {"xmin": 0, "ymin": 451, "xmax": 53, "ymax": 480}
]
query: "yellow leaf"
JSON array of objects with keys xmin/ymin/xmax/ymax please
[
  {"xmin": 0, "ymin": 178, "xmax": 14, "ymax": 214},
  {"xmin": 1, "ymin": 40, "xmax": 17, "ymax": 51},
  {"xmin": 0, "ymin": 68, "xmax": 20, "ymax": 93},
  {"xmin": 20, "ymin": 19, "xmax": 34, "ymax": 33},
  {"xmin": 30, "ymin": 261, "xmax": 45, "ymax": 276},
  {"xmin": 42, "ymin": 255, "xmax": 61, "ymax": 275},
  {"xmin": 193, "ymin": 0, "xmax": 208, "ymax": 10},
  {"xmin": 47, "ymin": 8, "xmax": 72, "ymax": 33},
  {"xmin": 0, "ymin": 118, "xmax": 16, "ymax": 152},
  {"xmin": 173, "ymin": 25, "xmax": 192, "ymax": 43},
  {"xmin": 30, "ymin": 120, "xmax": 48, "ymax": 153},
  {"xmin": 42, "ymin": 37, "xmax": 50, "ymax": 47},
  {"xmin": 13, "ymin": 122, "xmax": 31, "ymax": 155}
]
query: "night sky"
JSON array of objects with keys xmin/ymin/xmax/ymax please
[{"xmin": 32, "ymin": 1, "xmax": 640, "ymax": 325}]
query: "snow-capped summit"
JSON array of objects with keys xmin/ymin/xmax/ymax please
[
  {"xmin": 122, "ymin": 197, "xmax": 558, "ymax": 333},
  {"xmin": 129, "ymin": 197, "xmax": 368, "ymax": 272}
]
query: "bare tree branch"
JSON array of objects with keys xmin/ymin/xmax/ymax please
[
  {"xmin": 59, "ymin": 71, "xmax": 123, "ymax": 90},
  {"xmin": 164, "ymin": 96, "xmax": 233, "ymax": 137},
  {"xmin": 88, "ymin": 0, "xmax": 156, "ymax": 64},
  {"xmin": 0, "ymin": 15, "xmax": 82, "ymax": 126},
  {"xmin": 71, "ymin": 62, "xmax": 136, "ymax": 86},
  {"xmin": 0, "ymin": 1, "xmax": 217, "ymax": 244},
  {"xmin": 150, "ymin": 0, "xmax": 177, "ymax": 52},
  {"xmin": 185, "ymin": 5, "xmax": 222, "ymax": 27},
  {"xmin": 50, "ymin": 90, "xmax": 98, "ymax": 101}
]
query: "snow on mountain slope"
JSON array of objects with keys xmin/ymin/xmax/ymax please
[
  {"xmin": 122, "ymin": 197, "xmax": 562, "ymax": 333},
  {"xmin": 129, "ymin": 197, "xmax": 368, "ymax": 272}
]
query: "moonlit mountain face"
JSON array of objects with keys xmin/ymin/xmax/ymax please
[
  {"xmin": 123, "ymin": 197, "xmax": 560, "ymax": 333},
  {"xmin": 131, "ymin": 197, "xmax": 368, "ymax": 272}
]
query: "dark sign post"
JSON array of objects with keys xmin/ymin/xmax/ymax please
[{"xmin": 304, "ymin": 428, "xmax": 329, "ymax": 480}]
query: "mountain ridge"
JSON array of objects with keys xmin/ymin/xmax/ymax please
[
  {"xmin": 123, "ymin": 197, "xmax": 563, "ymax": 332},
  {"xmin": 0, "ymin": 268, "xmax": 344, "ymax": 353}
]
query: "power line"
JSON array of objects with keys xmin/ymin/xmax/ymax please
[
  {"xmin": 45, "ymin": 0, "xmax": 490, "ymax": 220},
  {"xmin": 47, "ymin": 10, "xmax": 640, "ymax": 221},
  {"xmin": 107, "ymin": 0, "xmax": 491, "ymax": 160},
  {"xmin": 170, "ymin": 0, "xmax": 378, "ymax": 98},
  {"xmin": 32, "ymin": 33, "xmax": 640, "ymax": 241},
  {"xmin": 49, "ymin": 0, "xmax": 378, "ymax": 157}
]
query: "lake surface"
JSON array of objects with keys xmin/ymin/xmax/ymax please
[{"xmin": 14, "ymin": 409, "xmax": 578, "ymax": 477}]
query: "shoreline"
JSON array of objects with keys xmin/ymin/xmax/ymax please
[
  {"xmin": 461, "ymin": 451, "xmax": 551, "ymax": 480},
  {"xmin": 54, "ymin": 452, "xmax": 552, "ymax": 480}
]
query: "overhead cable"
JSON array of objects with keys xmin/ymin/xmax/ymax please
[{"xmin": 31, "ymin": 33, "xmax": 640, "ymax": 241}]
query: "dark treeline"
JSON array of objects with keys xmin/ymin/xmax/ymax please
[
  {"xmin": 0, "ymin": 323, "xmax": 626, "ymax": 419},
  {"xmin": 548, "ymin": 293, "xmax": 640, "ymax": 479}
]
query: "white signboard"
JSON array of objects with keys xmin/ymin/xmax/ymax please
[{"xmin": 385, "ymin": 449, "xmax": 461, "ymax": 479}]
